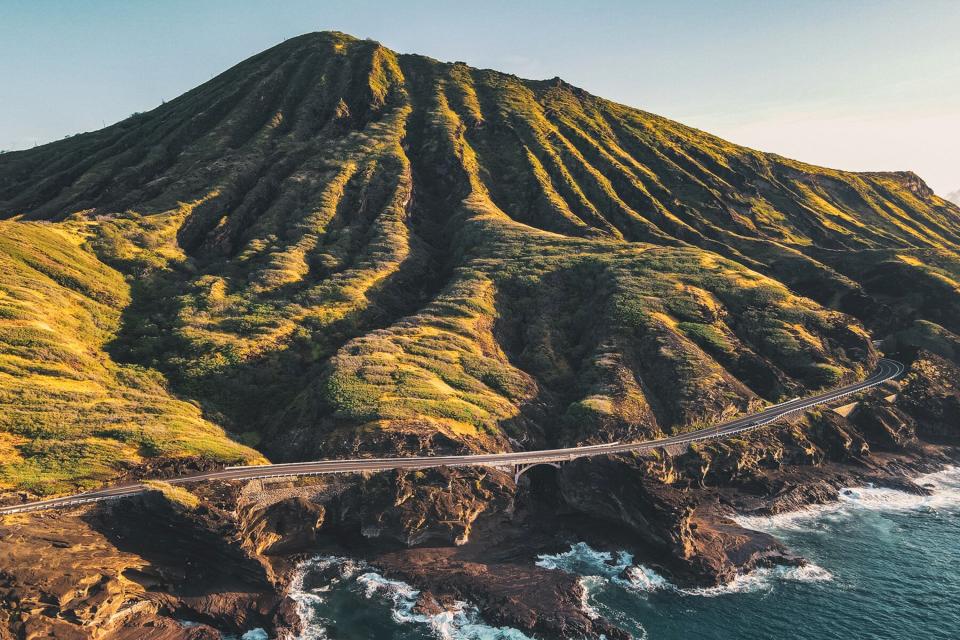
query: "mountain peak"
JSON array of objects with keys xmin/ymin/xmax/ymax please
[{"xmin": 0, "ymin": 33, "xmax": 956, "ymax": 250}]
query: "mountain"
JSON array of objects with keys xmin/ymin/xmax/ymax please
[
  {"xmin": 2, "ymin": 32, "xmax": 960, "ymax": 639},
  {"xmin": 947, "ymin": 189, "xmax": 960, "ymax": 206},
  {"xmin": 2, "ymin": 31, "xmax": 958, "ymax": 491}
]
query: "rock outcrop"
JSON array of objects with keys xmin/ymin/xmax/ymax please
[
  {"xmin": 336, "ymin": 467, "xmax": 515, "ymax": 547},
  {"xmin": 241, "ymin": 497, "xmax": 326, "ymax": 557},
  {"xmin": 897, "ymin": 352, "xmax": 960, "ymax": 442},
  {"xmin": 0, "ymin": 488, "xmax": 278, "ymax": 639}
]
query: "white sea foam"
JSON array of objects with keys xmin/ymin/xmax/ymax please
[
  {"xmin": 537, "ymin": 541, "xmax": 832, "ymax": 604},
  {"xmin": 735, "ymin": 465, "xmax": 960, "ymax": 533},
  {"xmin": 535, "ymin": 541, "xmax": 634, "ymax": 577},
  {"xmin": 572, "ymin": 574, "xmax": 649, "ymax": 640},
  {"xmin": 577, "ymin": 576, "xmax": 604, "ymax": 619},
  {"xmin": 354, "ymin": 571, "xmax": 421, "ymax": 624},
  {"xmin": 190, "ymin": 620, "xmax": 269, "ymax": 640},
  {"xmin": 623, "ymin": 564, "xmax": 670, "ymax": 591},
  {"xmin": 219, "ymin": 627, "xmax": 270, "ymax": 640},
  {"xmin": 283, "ymin": 469, "xmax": 960, "ymax": 637},
  {"xmin": 284, "ymin": 555, "xmax": 366, "ymax": 639},
  {"xmin": 286, "ymin": 555, "xmax": 533, "ymax": 640},
  {"xmin": 676, "ymin": 562, "xmax": 833, "ymax": 597}
]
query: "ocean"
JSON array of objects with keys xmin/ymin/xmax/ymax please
[{"xmin": 245, "ymin": 466, "xmax": 960, "ymax": 640}]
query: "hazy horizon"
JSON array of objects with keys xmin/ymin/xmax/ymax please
[{"xmin": 1, "ymin": 0, "xmax": 957, "ymax": 194}]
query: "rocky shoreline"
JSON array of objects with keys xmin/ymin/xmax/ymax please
[{"xmin": 2, "ymin": 352, "xmax": 958, "ymax": 639}]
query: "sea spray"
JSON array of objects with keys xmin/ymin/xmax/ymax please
[
  {"xmin": 675, "ymin": 563, "xmax": 833, "ymax": 597},
  {"xmin": 181, "ymin": 619, "xmax": 269, "ymax": 640},
  {"xmin": 286, "ymin": 555, "xmax": 533, "ymax": 640},
  {"xmin": 584, "ymin": 463, "xmax": 960, "ymax": 639},
  {"xmin": 536, "ymin": 542, "xmax": 831, "ymax": 600},
  {"xmin": 535, "ymin": 542, "xmax": 835, "ymax": 639},
  {"xmin": 283, "ymin": 468, "xmax": 960, "ymax": 639},
  {"xmin": 735, "ymin": 465, "xmax": 960, "ymax": 533},
  {"xmin": 535, "ymin": 541, "xmax": 634, "ymax": 577}
]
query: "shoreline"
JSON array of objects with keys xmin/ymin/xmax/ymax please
[
  {"xmin": 273, "ymin": 446, "xmax": 960, "ymax": 639},
  {"xmin": 734, "ymin": 462, "xmax": 960, "ymax": 533},
  {"xmin": 4, "ymin": 354, "xmax": 958, "ymax": 640}
]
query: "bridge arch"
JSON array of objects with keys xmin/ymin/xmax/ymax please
[{"xmin": 513, "ymin": 461, "xmax": 563, "ymax": 483}]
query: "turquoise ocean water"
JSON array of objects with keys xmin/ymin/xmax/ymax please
[{"xmin": 233, "ymin": 466, "xmax": 960, "ymax": 639}]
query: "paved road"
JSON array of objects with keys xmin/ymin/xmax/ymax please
[{"xmin": 0, "ymin": 358, "xmax": 904, "ymax": 515}]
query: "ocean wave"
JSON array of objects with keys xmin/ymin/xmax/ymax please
[
  {"xmin": 287, "ymin": 555, "xmax": 533, "ymax": 640},
  {"xmin": 538, "ymin": 542, "xmax": 832, "ymax": 605},
  {"xmin": 735, "ymin": 465, "xmax": 960, "ymax": 533},
  {"xmin": 181, "ymin": 619, "xmax": 268, "ymax": 640},
  {"xmin": 622, "ymin": 564, "xmax": 670, "ymax": 591},
  {"xmin": 675, "ymin": 563, "xmax": 833, "ymax": 597},
  {"xmin": 535, "ymin": 541, "xmax": 634, "ymax": 577}
]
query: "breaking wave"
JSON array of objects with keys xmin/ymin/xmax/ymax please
[
  {"xmin": 536, "ymin": 541, "xmax": 831, "ymax": 602},
  {"xmin": 675, "ymin": 563, "xmax": 833, "ymax": 597},
  {"xmin": 535, "ymin": 467, "xmax": 960, "ymax": 638},
  {"xmin": 230, "ymin": 468, "xmax": 960, "ymax": 639},
  {"xmin": 735, "ymin": 465, "xmax": 960, "ymax": 533},
  {"xmin": 535, "ymin": 541, "xmax": 635, "ymax": 578},
  {"xmin": 181, "ymin": 620, "xmax": 268, "ymax": 640},
  {"xmin": 287, "ymin": 555, "xmax": 532, "ymax": 640}
]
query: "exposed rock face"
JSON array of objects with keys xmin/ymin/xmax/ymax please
[
  {"xmin": 2, "ymin": 392, "xmax": 958, "ymax": 640},
  {"xmin": 240, "ymin": 497, "xmax": 326, "ymax": 557},
  {"xmin": 0, "ymin": 510, "xmax": 147, "ymax": 639},
  {"xmin": 897, "ymin": 352, "xmax": 960, "ymax": 442},
  {"xmin": 807, "ymin": 411, "xmax": 871, "ymax": 462},
  {"xmin": 372, "ymin": 544, "xmax": 631, "ymax": 640},
  {"xmin": 0, "ymin": 489, "xmax": 279, "ymax": 639},
  {"xmin": 324, "ymin": 421, "xmax": 489, "ymax": 458},
  {"xmin": 337, "ymin": 467, "xmax": 515, "ymax": 546},
  {"xmin": 849, "ymin": 400, "xmax": 917, "ymax": 450},
  {"xmin": 117, "ymin": 456, "xmax": 231, "ymax": 483},
  {"xmin": 556, "ymin": 454, "xmax": 796, "ymax": 585},
  {"xmin": 559, "ymin": 455, "xmax": 693, "ymax": 551},
  {"xmin": 887, "ymin": 170, "xmax": 935, "ymax": 198}
]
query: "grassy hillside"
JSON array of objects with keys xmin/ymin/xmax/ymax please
[
  {"xmin": 0, "ymin": 31, "xmax": 958, "ymax": 491},
  {"xmin": 0, "ymin": 220, "xmax": 264, "ymax": 495}
]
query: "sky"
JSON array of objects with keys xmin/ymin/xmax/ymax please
[{"xmin": 1, "ymin": 0, "xmax": 957, "ymax": 195}]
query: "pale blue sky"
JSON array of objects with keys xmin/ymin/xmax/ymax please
[{"xmin": 1, "ymin": 0, "xmax": 957, "ymax": 193}]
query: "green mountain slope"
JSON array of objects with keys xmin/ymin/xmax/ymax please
[
  {"xmin": 1, "ymin": 31, "xmax": 958, "ymax": 492},
  {"xmin": 0, "ymin": 220, "xmax": 264, "ymax": 495}
]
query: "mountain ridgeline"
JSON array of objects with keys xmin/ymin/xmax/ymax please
[{"xmin": 2, "ymin": 31, "xmax": 959, "ymax": 494}]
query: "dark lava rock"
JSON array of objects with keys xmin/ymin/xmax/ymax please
[
  {"xmin": 556, "ymin": 454, "xmax": 796, "ymax": 586},
  {"xmin": 241, "ymin": 496, "xmax": 326, "ymax": 556},
  {"xmin": 335, "ymin": 466, "xmax": 515, "ymax": 546},
  {"xmin": 897, "ymin": 352, "xmax": 960, "ymax": 443},
  {"xmin": 850, "ymin": 399, "xmax": 917, "ymax": 450}
]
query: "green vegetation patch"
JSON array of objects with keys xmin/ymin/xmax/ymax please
[{"xmin": 0, "ymin": 221, "xmax": 264, "ymax": 496}]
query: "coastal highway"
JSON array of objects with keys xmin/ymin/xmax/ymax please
[{"xmin": 0, "ymin": 358, "xmax": 904, "ymax": 515}]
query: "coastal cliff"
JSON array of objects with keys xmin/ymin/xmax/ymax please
[{"xmin": 2, "ymin": 353, "xmax": 957, "ymax": 638}]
